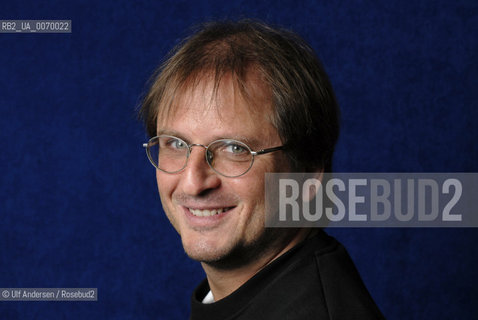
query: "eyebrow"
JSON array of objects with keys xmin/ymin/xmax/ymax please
[
  {"xmin": 156, "ymin": 129, "xmax": 185, "ymax": 139},
  {"xmin": 156, "ymin": 129, "xmax": 262, "ymax": 148}
]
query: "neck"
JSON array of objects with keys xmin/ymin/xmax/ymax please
[{"xmin": 201, "ymin": 228, "xmax": 312, "ymax": 301}]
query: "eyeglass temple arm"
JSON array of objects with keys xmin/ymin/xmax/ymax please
[{"xmin": 252, "ymin": 146, "xmax": 284, "ymax": 156}]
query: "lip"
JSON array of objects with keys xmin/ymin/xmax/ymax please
[{"xmin": 181, "ymin": 205, "xmax": 235, "ymax": 229}]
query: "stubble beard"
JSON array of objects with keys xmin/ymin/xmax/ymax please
[{"xmin": 185, "ymin": 227, "xmax": 300, "ymax": 271}]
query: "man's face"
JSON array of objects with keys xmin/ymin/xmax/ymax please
[{"xmin": 156, "ymin": 73, "xmax": 292, "ymax": 266}]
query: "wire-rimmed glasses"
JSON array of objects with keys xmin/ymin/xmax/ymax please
[{"xmin": 143, "ymin": 135, "xmax": 284, "ymax": 177}]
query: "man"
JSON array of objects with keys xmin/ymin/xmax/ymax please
[{"xmin": 140, "ymin": 20, "xmax": 384, "ymax": 319}]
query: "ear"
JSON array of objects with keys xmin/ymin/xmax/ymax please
[{"xmin": 302, "ymin": 170, "xmax": 324, "ymax": 203}]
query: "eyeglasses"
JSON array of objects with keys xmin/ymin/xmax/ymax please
[{"xmin": 143, "ymin": 135, "xmax": 284, "ymax": 177}]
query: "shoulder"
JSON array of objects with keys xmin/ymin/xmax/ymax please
[
  {"xmin": 311, "ymin": 233, "xmax": 385, "ymax": 319},
  {"xmin": 252, "ymin": 231, "xmax": 384, "ymax": 319},
  {"xmin": 190, "ymin": 231, "xmax": 384, "ymax": 320}
]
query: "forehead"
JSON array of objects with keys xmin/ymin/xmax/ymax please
[{"xmin": 157, "ymin": 70, "xmax": 275, "ymax": 132}]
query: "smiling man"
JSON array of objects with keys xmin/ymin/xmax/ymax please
[{"xmin": 140, "ymin": 20, "xmax": 383, "ymax": 319}]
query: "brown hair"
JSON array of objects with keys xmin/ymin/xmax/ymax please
[{"xmin": 139, "ymin": 19, "xmax": 340, "ymax": 172}]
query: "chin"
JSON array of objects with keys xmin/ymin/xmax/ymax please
[
  {"xmin": 181, "ymin": 234, "xmax": 235, "ymax": 263},
  {"xmin": 182, "ymin": 233, "xmax": 276, "ymax": 270}
]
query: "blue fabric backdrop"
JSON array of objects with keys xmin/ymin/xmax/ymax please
[{"xmin": 0, "ymin": 0, "xmax": 476, "ymax": 319}]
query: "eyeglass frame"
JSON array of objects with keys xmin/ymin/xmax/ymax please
[{"xmin": 142, "ymin": 135, "xmax": 285, "ymax": 178}]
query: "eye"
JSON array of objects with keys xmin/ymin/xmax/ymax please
[
  {"xmin": 171, "ymin": 139, "xmax": 187, "ymax": 149},
  {"xmin": 163, "ymin": 137, "xmax": 187, "ymax": 150},
  {"xmin": 224, "ymin": 142, "xmax": 248, "ymax": 154},
  {"xmin": 215, "ymin": 141, "xmax": 252, "ymax": 162}
]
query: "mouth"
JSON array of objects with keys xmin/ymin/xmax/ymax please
[{"xmin": 187, "ymin": 207, "xmax": 234, "ymax": 217}]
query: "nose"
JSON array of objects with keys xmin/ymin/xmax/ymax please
[{"xmin": 179, "ymin": 145, "xmax": 221, "ymax": 196}]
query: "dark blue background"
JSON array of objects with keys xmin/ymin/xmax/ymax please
[{"xmin": 0, "ymin": 1, "xmax": 476, "ymax": 319}]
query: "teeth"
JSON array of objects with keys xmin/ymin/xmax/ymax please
[{"xmin": 189, "ymin": 208, "xmax": 227, "ymax": 217}]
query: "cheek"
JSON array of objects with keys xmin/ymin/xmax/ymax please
[
  {"xmin": 156, "ymin": 172, "xmax": 181, "ymax": 231},
  {"xmin": 156, "ymin": 171, "xmax": 176, "ymax": 201},
  {"xmin": 230, "ymin": 173, "xmax": 266, "ymax": 208},
  {"xmin": 230, "ymin": 176, "xmax": 268, "ymax": 243},
  {"xmin": 233, "ymin": 156, "xmax": 288, "ymax": 210},
  {"xmin": 155, "ymin": 170, "xmax": 161, "ymax": 186}
]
